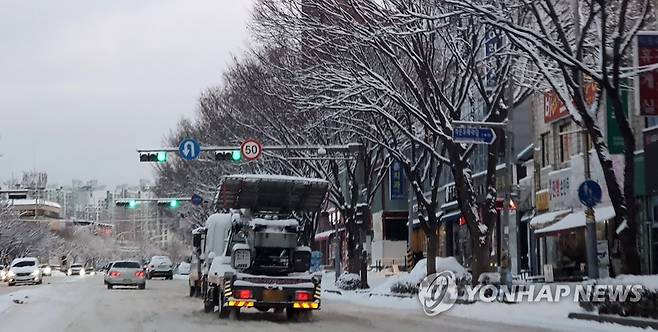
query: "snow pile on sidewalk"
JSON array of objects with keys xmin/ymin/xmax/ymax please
[
  {"xmin": 336, "ymin": 273, "xmax": 361, "ymax": 290},
  {"xmin": 375, "ymin": 257, "xmax": 470, "ymax": 295},
  {"xmin": 592, "ymin": 274, "xmax": 658, "ymax": 291}
]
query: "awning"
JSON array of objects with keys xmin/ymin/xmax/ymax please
[
  {"xmin": 440, "ymin": 210, "xmax": 462, "ymax": 223},
  {"xmin": 529, "ymin": 209, "xmax": 572, "ymax": 229},
  {"xmin": 521, "ymin": 210, "xmax": 535, "ymax": 222},
  {"xmin": 535, "ymin": 206, "xmax": 616, "ymax": 236},
  {"xmin": 314, "ymin": 230, "xmax": 335, "ymax": 241}
]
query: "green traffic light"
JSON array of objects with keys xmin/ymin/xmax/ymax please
[
  {"xmin": 169, "ymin": 200, "xmax": 180, "ymax": 208},
  {"xmin": 231, "ymin": 150, "xmax": 241, "ymax": 161},
  {"xmin": 157, "ymin": 151, "xmax": 167, "ymax": 163},
  {"xmin": 128, "ymin": 200, "xmax": 138, "ymax": 209}
]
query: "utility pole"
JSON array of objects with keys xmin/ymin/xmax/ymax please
[
  {"xmin": 573, "ymin": 0, "xmax": 599, "ymax": 279},
  {"xmin": 504, "ymin": 66, "xmax": 519, "ymax": 277}
]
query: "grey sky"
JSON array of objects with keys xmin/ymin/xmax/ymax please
[{"xmin": 0, "ymin": 0, "xmax": 253, "ymax": 188}]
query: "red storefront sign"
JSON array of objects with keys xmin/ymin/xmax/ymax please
[
  {"xmin": 544, "ymin": 82, "xmax": 598, "ymax": 123},
  {"xmin": 544, "ymin": 90, "xmax": 569, "ymax": 123},
  {"xmin": 637, "ymin": 32, "xmax": 658, "ymax": 116}
]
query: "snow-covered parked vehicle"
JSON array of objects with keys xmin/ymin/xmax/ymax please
[
  {"xmin": 195, "ymin": 174, "xmax": 327, "ymax": 321},
  {"xmin": 146, "ymin": 256, "xmax": 173, "ymax": 280}
]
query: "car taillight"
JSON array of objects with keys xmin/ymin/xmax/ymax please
[
  {"xmin": 110, "ymin": 271, "xmax": 121, "ymax": 278},
  {"xmin": 135, "ymin": 271, "xmax": 145, "ymax": 278},
  {"xmin": 235, "ymin": 289, "xmax": 252, "ymax": 299},
  {"xmin": 295, "ymin": 291, "xmax": 312, "ymax": 301}
]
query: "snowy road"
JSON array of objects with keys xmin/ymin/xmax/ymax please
[{"xmin": 0, "ymin": 275, "xmax": 613, "ymax": 332}]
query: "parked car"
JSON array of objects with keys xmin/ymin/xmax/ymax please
[
  {"xmin": 145, "ymin": 256, "xmax": 173, "ymax": 280},
  {"xmin": 0, "ymin": 265, "xmax": 6, "ymax": 282},
  {"xmin": 39, "ymin": 264, "xmax": 52, "ymax": 276},
  {"xmin": 7, "ymin": 257, "xmax": 42, "ymax": 286},
  {"xmin": 104, "ymin": 260, "xmax": 146, "ymax": 289},
  {"xmin": 67, "ymin": 263, "xmax": 85, "ymax": 276},
  {"xmin": 85, "ymin": 266, "xmax": 96, "ymax": 276}
]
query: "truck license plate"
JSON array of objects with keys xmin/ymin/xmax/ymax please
[{"xmin": 262, "ymin": 289, "xmax": 286, "ymax": 302}]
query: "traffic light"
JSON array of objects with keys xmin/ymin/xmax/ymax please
[
  {"xmin": 169, "ymin": 199, "xmax": 180, "ymax": 208},
  {"xmin": 140, "ymin": 151, "xmax": 167, "ymax": 163},
  {"xmin": 116, "ymin": 200, "xmax": 139, "ymax": 208},
  {"xmin": 215, "ymin": 150, "xmax": 242, "ymax": 161}
]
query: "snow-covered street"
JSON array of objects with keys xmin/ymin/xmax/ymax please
[{"xmin": 0, "ymin": 275, "xmax": 586, "ymax": 332}]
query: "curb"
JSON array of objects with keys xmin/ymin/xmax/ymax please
[{"xmin": 568, "ymin": 312, "xmax": 658, "ymax": 329}]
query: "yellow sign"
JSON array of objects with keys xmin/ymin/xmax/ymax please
[{"xmin": 536, "ymin": 191, "xmax": 549, "ymax": 212}]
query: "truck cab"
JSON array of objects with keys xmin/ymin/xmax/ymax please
[{"xmin": 194, "ymin": 174, "xmax": 328, "ymax": 321}]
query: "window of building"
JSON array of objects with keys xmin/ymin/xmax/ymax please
[
  {"xmin": 383, "ymin": 219, "xmax": 408, "ymax": 241},
  {"xmin": 540, "ymin": 132, "xmax": 550, "ymax": 167},
  {"xmin": 558, "ymin": 123, "xmax": 571, "ymax": 163}
]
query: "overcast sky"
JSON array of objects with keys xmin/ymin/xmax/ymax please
[{"xmin": 0, "ymin": 0, "xmax": 253, "ymax": 188}]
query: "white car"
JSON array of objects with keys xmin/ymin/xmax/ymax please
[
  {"xmin": 146, "ymin": 256, "xmax": 173, "ymax": 280},
  {"xmin": 7, "ymin": 257, "xmax": 42, "ymax": 286},
  {"xmin": 104, "ymin": 261, "xmax": 146, "ymax": 289}
]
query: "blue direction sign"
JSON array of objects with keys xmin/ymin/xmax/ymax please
[
  {"xmin": 178, "ymin": 138, "xmax": 201, "ymax": 160},
  {"xmin": 578, "ymin": 180, "xmax": 602, "ymax": 208},
  {"xmin": 190, "ymin": 194, "xmax": 203, "ymax": 206},
  {"xmin": 452, "ymin": 127, "xmax": 497, "ymax": 144}
]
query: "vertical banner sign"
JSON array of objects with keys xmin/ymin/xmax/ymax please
[
  {"xmin": 637, "ymin": 32, "xmax": 658, "ymax": 116},
  {"xmin": 389, "ymin": 161, "xmax": 405, "ymax": 200},
  {"xmin": 644, "ymin": 127, "xmax": 658, "ymax": 195},
  {"xmin": 484, "ymin": 29, "xmax": 501, "ymax": 89},
  {"xmin": 606, "ymin": 79, "xmax": 629, "ymax": 154}
]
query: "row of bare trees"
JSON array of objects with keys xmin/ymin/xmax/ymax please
[{"xmin": 157, "ymin": 0, "xmax": 653, "ymax": 280}]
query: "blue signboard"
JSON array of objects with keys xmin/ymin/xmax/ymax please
[
  {"xmin": 452, "ymin": 127, "xmax": 497, "ymax": 144},
  {"xmin": 178, "ymin": 138, "xmax": 201, "ymax": 161},
  {"xmin": 484, "ymin": 29, "xmax": 502, "ymax": 88},
  {"xmin": 190, "ymin": 194, "xmax": 203, "ymax": 206},
  {"xmin": 389, "ymin": 161, "xmax": 406, "ymax": 200},
  {"xmin": 578, "ymin": 180, "xmax": 602, "ymax": 208}
]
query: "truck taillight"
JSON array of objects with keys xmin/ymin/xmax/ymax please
[
  {"xmin": 110, "ymin": 271, "xmax": 121, "ymax": 278},
  {"xmin": 295, "ymin": 291, "xmax": 312, "ymax": 301},
  {"xmin": 235, "ymin": 289, "xmax": 252, "ymax": 299}
]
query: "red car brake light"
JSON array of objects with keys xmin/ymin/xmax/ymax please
[
  {"xmin": 134, "ymin": 271, "xmax": 145, "ymax": 278},
  {"xmin": 235, "ymin": 289, "xmax": 252, "ymax": 299},
  {"xmin": 295, "ymin": 291, "xmax": 312, "ymax": 301},
  {"xmin": 110, "ymin": 271, "xmax": 121, "ymax": 278}
]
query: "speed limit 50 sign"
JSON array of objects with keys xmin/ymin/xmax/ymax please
[{"xmin": 240, "ymin": 139, "xmax": 263, "ymax": 160}]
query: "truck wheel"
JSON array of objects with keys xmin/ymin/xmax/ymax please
[
  {"xmin": 286, "ymin": 308, "xmax": 297, "ymax": 321},
  {"xmin": 297, "ymin": 310, "xmax": 312, "ymax": 322},
  {"xmin": 228, "ymin": 308, "xmax": 240, "ymax": 320}
]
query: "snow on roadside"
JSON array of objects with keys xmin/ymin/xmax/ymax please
[
  {"xmin": 173, "ymin": 274, "xmax": 188, "ymax": 281},
  {"xmin": 321, "ymin": 269, "xmax": 655, "ymax": 332}
]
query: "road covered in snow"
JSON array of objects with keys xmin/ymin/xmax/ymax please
[{"xmin": 0, "ymin": 275, "xmax": 639, "ymax": 332}]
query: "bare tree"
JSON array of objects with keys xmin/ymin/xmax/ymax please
[{"xmin": 452, "ymin": 0, "xmax": 653, "ymax": 274}]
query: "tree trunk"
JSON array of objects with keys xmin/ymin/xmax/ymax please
[
  {"xmin": 471, "ymin": 236, "xmax": 490, "ymax": 283},
  {"xmin": 426, "ymin": 223, "xmax": 438, "ymax": 276}
]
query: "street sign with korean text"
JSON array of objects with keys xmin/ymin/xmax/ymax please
[
  {"xmin": 452, "ymin": 127, "xmax": 497, "ymax": 144},
  {"xmin": 178, "ymin": 138, "xmax": 201, "ymax": 161},
  {"xmin": 636, "ymin": 32, "xmax": 658, "ymax": 116},
  {"xmin": 240, "ymin": 139, "xmax": 263, "ymax": 160}
]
